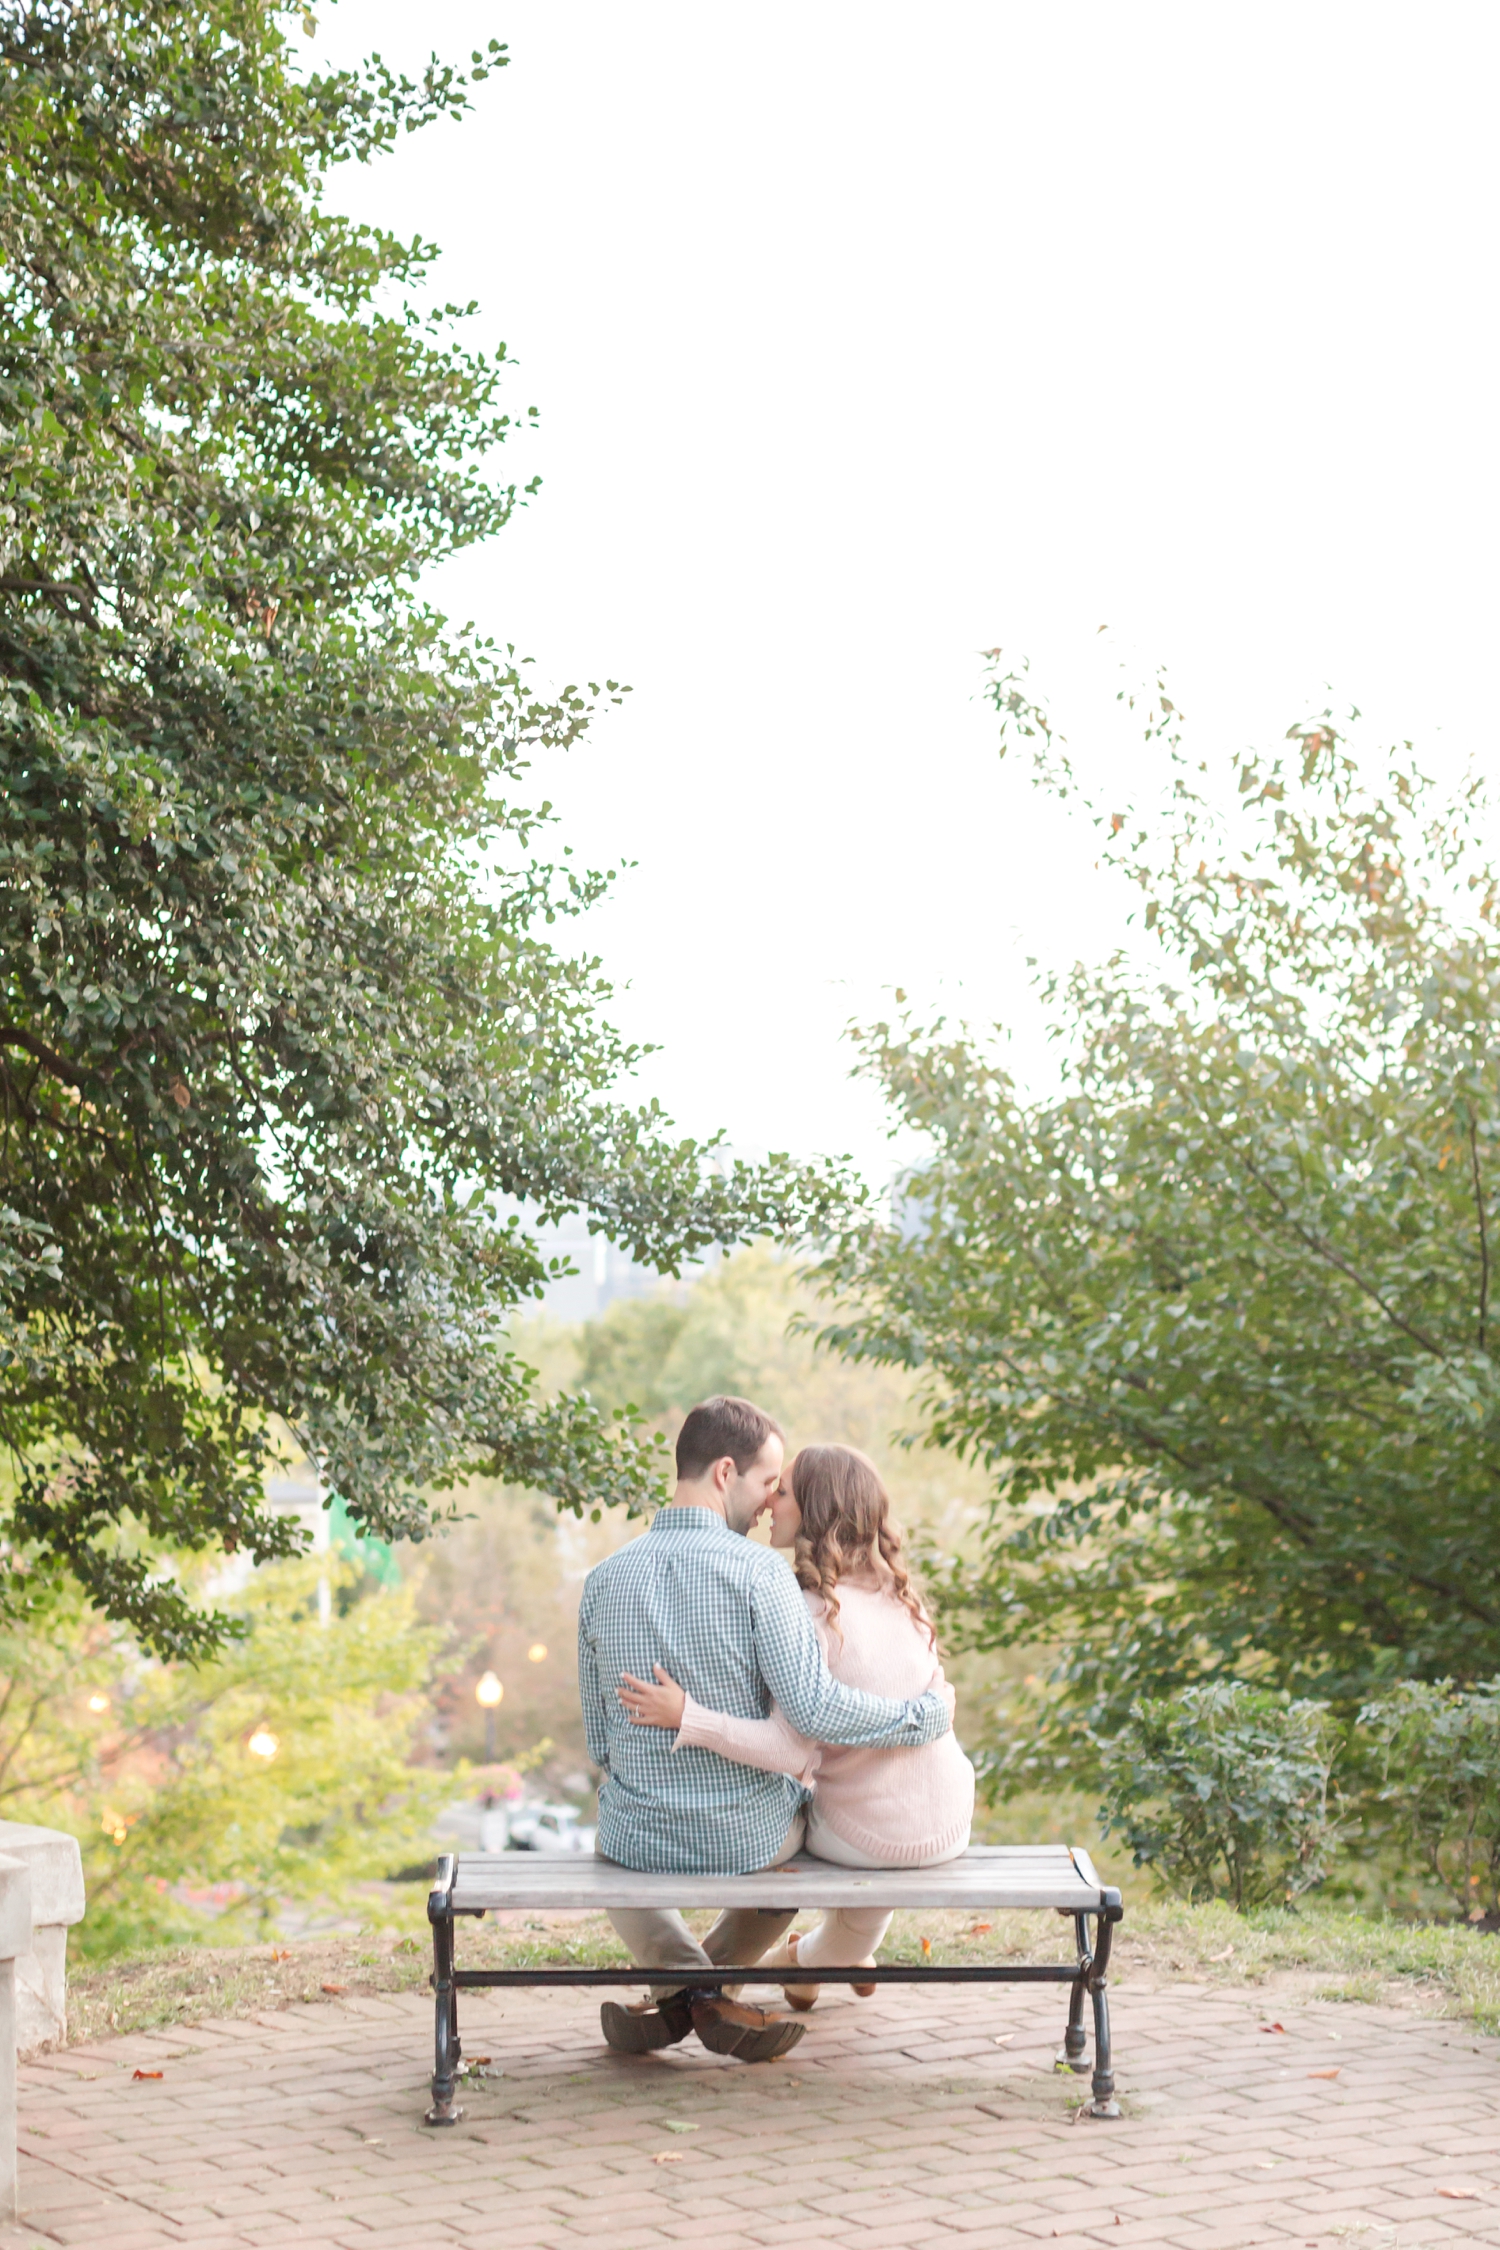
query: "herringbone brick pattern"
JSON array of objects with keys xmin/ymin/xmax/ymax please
[{"xmin": 3, "ymin": 1975, "xmax": 1497, "ymax": 2249}]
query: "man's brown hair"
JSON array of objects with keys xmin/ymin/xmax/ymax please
[{"xmin": 675, "ymin": 1395, "xmax": 783, "ymax": 1482}]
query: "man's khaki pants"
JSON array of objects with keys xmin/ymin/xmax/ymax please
[{"xmin": 606, "ymin": 1817, "xmax": 805, "ymax": 2000}]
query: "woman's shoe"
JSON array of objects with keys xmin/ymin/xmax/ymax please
[
  {"xmin": 760, "ymin": 1931, "xmax": 819, "ymax": 2011},
  {"xmin": 761, "ymin": 1933, "xmax": 880, "ymax": 2007}
]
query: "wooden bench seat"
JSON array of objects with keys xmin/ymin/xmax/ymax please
[{"xmin": 423, "ymin": 1844, "xmax": 1123, "ymax": 2125}]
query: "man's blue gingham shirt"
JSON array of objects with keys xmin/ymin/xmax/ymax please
[{"xmin": 577, "ymin": 1505, "xmax": 952, "ymax": 1873}]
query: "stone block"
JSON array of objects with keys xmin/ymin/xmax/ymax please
[
  {"xmin": 0, "ymin": 1821, "xmax": 85, "ymax": 2056},
  {"xmin": 0, "ymin": 1858, "xmax": 30, "ymax": 1963}
]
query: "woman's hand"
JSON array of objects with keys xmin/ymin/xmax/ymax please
[{"xmin": 618, "ymin": 1665, "xmax": 687, "ymax": 1729}]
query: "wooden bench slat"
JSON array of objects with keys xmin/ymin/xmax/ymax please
[{"xmin": 445, "ymin": 1843, "xmax": 1116, "ymax": 1915}]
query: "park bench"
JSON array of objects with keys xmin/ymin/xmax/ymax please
[{"xmin": 423, "ymin": 1843, "xmax": 1123, "ymax": 2125}]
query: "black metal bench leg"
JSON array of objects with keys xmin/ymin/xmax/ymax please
[
  {"xmin": 1057, "ymin": 1912, "xmax": 1090, "ymax": 2072},
  {"xmin": 426, "ymin": 1909, "xmax": 464, "ymax": 2127},
  {"xmin": 1087, "ymin": 1911, "xmax": 1121, "ymax": 2118}
]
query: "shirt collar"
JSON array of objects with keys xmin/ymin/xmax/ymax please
[{"xmin": 650, "ymin": 1505, "xmax": 734, "ymax": 1535}]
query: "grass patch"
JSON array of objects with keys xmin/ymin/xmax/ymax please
[
  {"xmin": 1312, "ymin": 1976, "xmax": 1388, "ymax": 2006},
  {"xmin": 67, "ymin": 1895, "xmax": 1500, "ymax": 2048},
  {"xmin": 1112, "ymin": 1898, "xmax": 1500, "ymax": 2033}
]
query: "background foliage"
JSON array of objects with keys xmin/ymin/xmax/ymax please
[
  {"xmin": 0, "ymin": 1554, "xmax": 450, "ymax": 1958},
  {"xmin": 0, "ymin": 1247, "xmax": 1487, "ymax": 1958},
  {"xmin": 813, "ymin": 668, "xmax": 1500, "ymax": 1782},
  {"xmin": 0, "ymin": 2, "xmax": 839, "ymax": 1655}
]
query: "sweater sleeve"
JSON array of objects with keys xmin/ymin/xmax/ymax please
[
  {"xmin": 673, "ymin": 1691, "xmax": 821, "ymax": 1785},
  {"xmin": 749, "ymin": 1557, "xmax": 952, "ymax": 1746}
]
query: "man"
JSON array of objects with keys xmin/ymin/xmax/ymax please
[{"xmin": 577, "ymin": 1394, "xmax": 954, "ymax": 2062}]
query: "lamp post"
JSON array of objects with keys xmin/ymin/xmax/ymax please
[{"xmin": 475, "ymin": 1670, "xmax": 503, "ymax": 1763}]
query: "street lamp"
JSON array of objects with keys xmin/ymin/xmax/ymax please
[{"xmin": 475, "ymin": 1669, "xmax": 503, "ymax": 1762}]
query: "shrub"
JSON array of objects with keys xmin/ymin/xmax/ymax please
[
  {"xmin": 1100, "ymin": 1682, "xmax": 1341, "ymax": 1909},
  {"xmin": 1360, "ymin": 1679, "xmax": 1500, "ymax": 1922}
]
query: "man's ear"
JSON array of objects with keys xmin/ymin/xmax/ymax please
[{"xmin": 711, "ymin": 1454, "xmax": 736, "ymax": 1495}]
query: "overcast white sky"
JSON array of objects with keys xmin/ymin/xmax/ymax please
[{"xmin": 316, "ymin": 2, "xmax": 1499, "ymax": 1181}]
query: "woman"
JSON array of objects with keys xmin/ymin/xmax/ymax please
[{"xmin": 620, "ymin": 1443, "xmax": 974, "ymax": 2006}]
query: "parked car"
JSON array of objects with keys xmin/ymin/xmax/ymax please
[{"xmin": 505, "ymin": 1801, "xmax": 597, "ymax": 1855}]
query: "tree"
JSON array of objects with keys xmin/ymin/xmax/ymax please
[
  {"xmin": 0, "ymin": 4, "xmax": 839, "ymax": 1656},
  {"xmin": 814, "ymin": 661, "xmax": 1500, "ymax": 1779},
  {"xmin": 0, "ymin": 1555, "xmax": 455, "ymax": 1958}
]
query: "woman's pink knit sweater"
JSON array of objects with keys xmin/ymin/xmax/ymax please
[{"xmin": 673, "ymin": 1570, "xmax": 975, "ymax": 1866}]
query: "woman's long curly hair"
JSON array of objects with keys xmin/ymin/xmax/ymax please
[{"xmin": 789, "ymin": 1444, "xmax": 935, "ymax": 1649}]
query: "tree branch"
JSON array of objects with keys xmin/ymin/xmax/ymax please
[
  {"xmin": 0, "ymin": 574, "xmax": 95, "ymax": 615},
  {"xmin": 0, "ymin": 1029, "xmax": 86, "ymax": 1088},
  {"xmin": 1471, "ymin": 1118, "xmax": 1490, "ymax": 1353},
  {"xmin": 1219, "ymin": 1133, "xmax": 1449, "ymax": 1360}
]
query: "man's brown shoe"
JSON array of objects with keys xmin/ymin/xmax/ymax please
[
  {"xmin": 599, "ymin": 1993, "xmax": 694, "ymax": 2054},
  {"xmin": 689, "ymin": 1993, "xmax": 806, "ymax": 2063}
]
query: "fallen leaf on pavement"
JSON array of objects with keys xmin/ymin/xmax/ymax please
[
  {"xmin": 993, "ymin": 2034, "xmax": 1014, "ymax": 2046},
  {"xmin": 1308, "ymin": 2068, "xmax": 1341, "ymax": 2080},
  {"xmin": 131, "ymin": 2069, "xmax": 163, "ymax": 2081},
  {"xmin": 1261, "ymin": 2022, "xmax": 1286, "ymax": 2034},
  {"xmin": 1439, "ymin": 2187, "xmax": 1482, "ymax": 2201},
  {"xmin": 652, "ymin": 2152, "xmax": 685, "ymax": 2166},
  {"xmin": 320, "ymin": 1982, "xmax": 346, "ymax": 1996},
  {"xmin": 662, "ymin": 2121, "xmax": 698, "ymax": 2134}
]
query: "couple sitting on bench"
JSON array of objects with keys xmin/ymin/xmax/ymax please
[{"xmin": 577, "ymin": 1393, "xmax": 975, "ymax": 2063}]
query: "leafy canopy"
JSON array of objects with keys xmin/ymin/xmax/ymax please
[
  {"xmin": 815, "ymin": 658, "xmax": 1500, "ymax": 1772},
  {"xmin": 0, "ymin": 2, "xmax": 840, "ymax": 1656}
]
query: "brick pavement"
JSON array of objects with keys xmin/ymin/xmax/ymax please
[{"xmin": 2, "ymin": 1975, "xmax": 1497, "ymax": 2250}]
